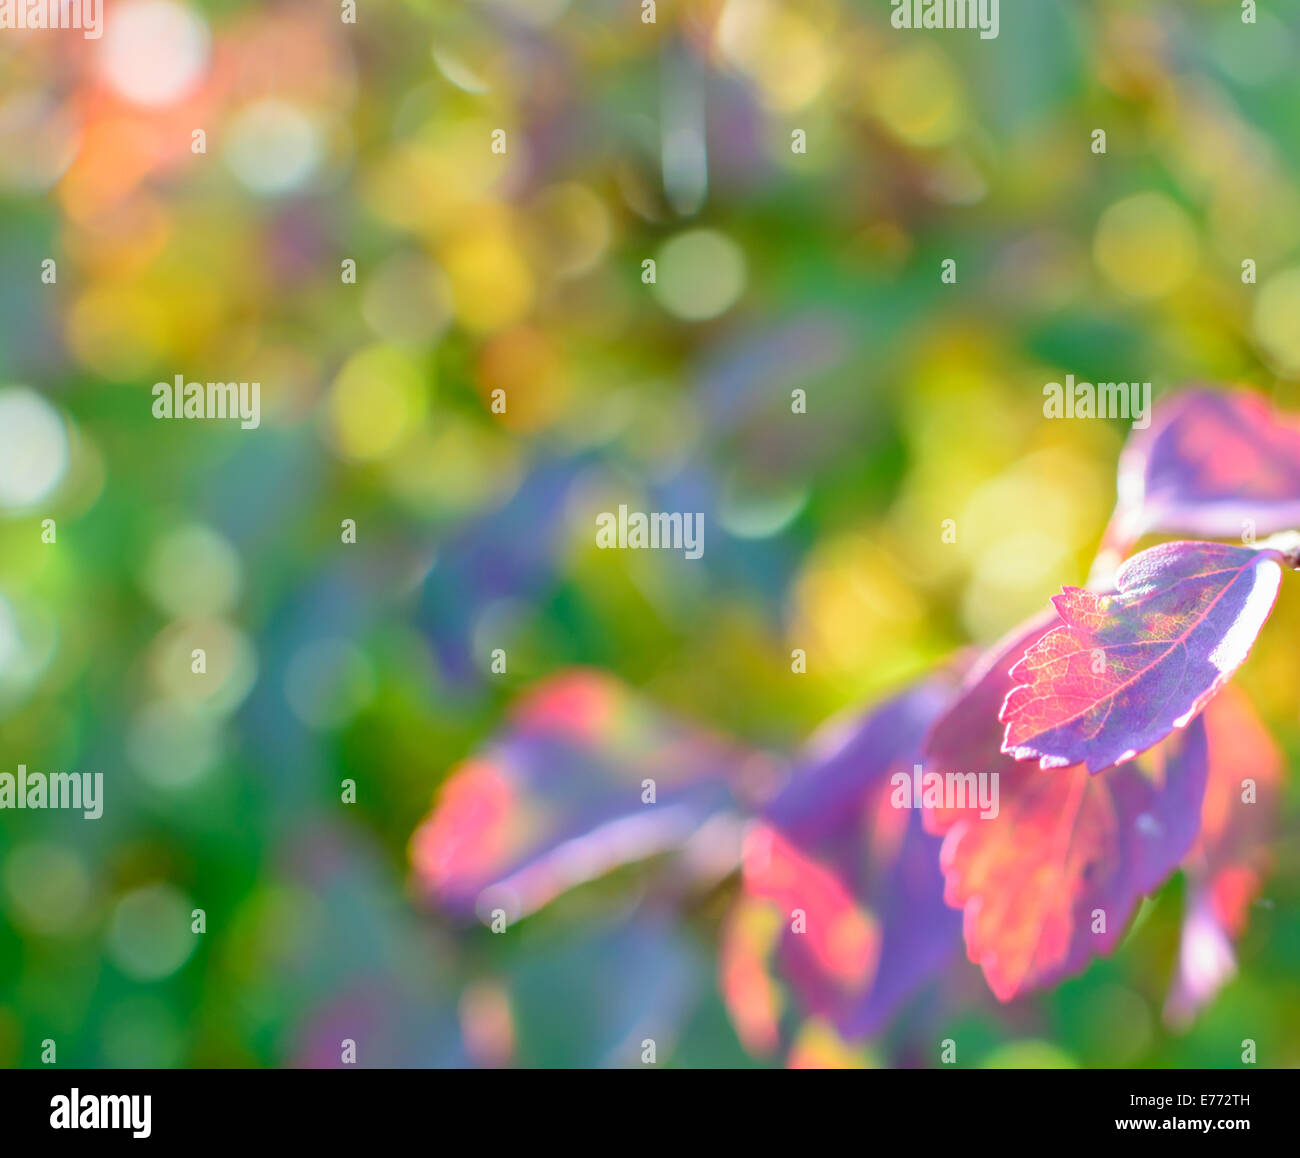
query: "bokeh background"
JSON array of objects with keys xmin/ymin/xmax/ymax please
[{"xmin": 2, "ymin": 0, "xmax": 1300, "ymax": 1067}]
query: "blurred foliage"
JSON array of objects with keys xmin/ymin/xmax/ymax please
[{"xmin": 1, "ymin": 0, "xmax": 1299, "ymax": 1067}]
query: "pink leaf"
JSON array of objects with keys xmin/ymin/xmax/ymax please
[
  {"xmin": 720, "ymin": 679, "xmax": 962, "ymax": 1053},
  {"xmin": 1001, "ymin": 541, "xmax": 1284, "ymax": 774},
  {"xmin": 1111, "ymin": 387, "xmax": 1300, "ymax": 548},
  {"xmin": 923, "ymin": 615, "xmax": 1210, "ymax": 1002},
  {"xmin": 1164, "ymin": 684, "xmax": 1282, "ymax": 1028},
  {"xmin": 409, "ymin": 670, "xmax": 752, "ymax": 923}
]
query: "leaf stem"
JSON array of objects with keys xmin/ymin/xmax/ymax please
[{"xmin": 1256, "ymin": 530, "xmax": 1300, "ymax": 569}]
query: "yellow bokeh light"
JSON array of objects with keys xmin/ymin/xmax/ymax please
[
  {"xmin": 66, "ymin": 284, "xmax": 170, "ymax": 379},
  {"xmin": 385, "ymin": 416, "xmax": 520, "ymax": 515},
  {"xmin": 363, "ymin": 122, "xmax": 508, "ymax": 237},
  {"xmin": 440, "ymin": 209, "xmax": 536, "ymax": 334},
  {"xmin": 716, "ymin": 0, "xmax": 834, "ymax": 113},
  {"xmin": 867, "ymin": 44, "xmax": 964, "ymax": 148},
  {"xmin": 787, "ymin": 1019, "xmax": 877, "ymax": 1069},
  {"xmin": 1253, "ymin": 267, "xmax": 1300, "ymax": 378},
  {"xmin": 326, "ymin": 344, "xmax": 429, "ymax": 462},
  {"xmin": 792, "ymin": 533, "xmax": 924, "ymax": 682},
  {"xmin": 1094, "ymin": 192, "xmax": 1198, "ymax": 300}
]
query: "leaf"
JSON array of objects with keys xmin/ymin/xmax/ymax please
[
  {"xmin": 1001, "ymin": 540, "xmax": 1284, "ymax": 774},
  {"xmin": 1110, "ymin": 387, "xmax": 1300, "ymax": 548},
  {"xmin": 1188, "ymin": 685, "xmax": 1282, "ymax": 937},
  {"xmin": 409, "ymin": 670, "xmax": 752, "ymax": 923},
  {"xmin": 1164, "ymin": 684, "xmax": 1282, "ymax": 1028},
  {"xmin": 923, "ymin": 614, "xmax": 1210, "ymax": 1002},
  {"xmin": 720, "ymin": 679, "xmax": 963, "ymax": 1052}
]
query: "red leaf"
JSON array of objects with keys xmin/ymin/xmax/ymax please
[
  {"xmin": 720, "ymin": 679, "xmax": 962, "ymax": 1053},
  {"xmin": 1111, "ymin": 387, "xmax": 1300, "ymax": 550},
  {"xmin": 1001, "ymin": 541, "xmax": 1284, "ymax": 774},
  {"xmin": 1165, "ymin": 684, "xmax": 1282, "ymax": 1027},
  {"xmin": 924, "ymin": 615, "xmax": 1209, "ymax": 1001},
  {"xmin": 409, "ymin": 670, "xmax": 749, "ymax": 923}
]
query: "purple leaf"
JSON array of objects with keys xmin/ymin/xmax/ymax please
[
  {"xmin": 923, "ymin": 614, "xmax": 1210, "ymax": 1001},
  {"xmin": 1111, "ymin": 387, "xmax": 1300, "ymax": 547},
  {"xmin": 409, "ymin": 670, "xmax": 752, "ymax": 923},
  {"xmin": 1164, "ymin": 685, "xmax": 1282, "ymax": 1028},
  {"xmin": 721, "ymin": 678, "xmax": 963, "ymax": 1050},
  {"xmin": 1001, "ymin": 540, "xmax": 1284, "ymax": 773}
]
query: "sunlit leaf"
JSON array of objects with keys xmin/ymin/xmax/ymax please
[
  {"xmin": 1164, "ymin": 684, "xmax": 1282, "ymax": 1028},
  {"xmin": 1110, "ymin": 387, "xmax": 1300, "ymax": 547},
  {"xmin": 1001, "ymin": 541, "xmax": 1284, "ymax": 773},
  {"xmin": 924, "ymin": 615, "xmax": 1209, "ymax": 1001}
]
